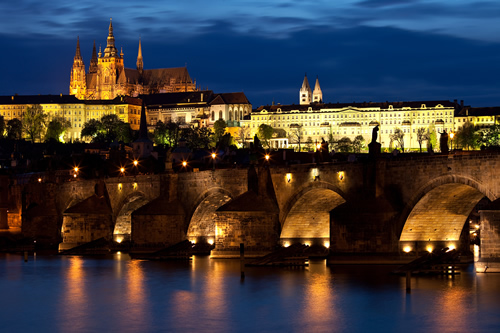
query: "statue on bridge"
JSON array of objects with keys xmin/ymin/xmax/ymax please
[
  {"xmin": 440, "ymin": 130, "xmax": 449, "ymax": 154},
  {"xmin": 369, "ymin": 125, "xmax": 381, "ymax": 156}
]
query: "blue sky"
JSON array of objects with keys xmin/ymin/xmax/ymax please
[{"xmin": 1, "ymin": 0, "xmax": 500, "ymax": 107}]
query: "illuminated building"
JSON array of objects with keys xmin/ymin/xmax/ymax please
[
  {"xmin": 0, "ymin": 95, "xmax": 141, "ymax": 141},
  {"xmin": 70, "ymin": 19, "xmax": 197, "ymax": 100},
  {"xmin": 242, "ymin": 75, "xmax": 458, "ymax": 150},
  {"xmin": 454, "ymin": 105, "xmax": 500, "ymax": 129},
  {"xmin": 144, "ymin": 91, "xmax": 252, "ymax": 128}
]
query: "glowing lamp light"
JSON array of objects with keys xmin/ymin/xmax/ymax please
[
  {"xmin": 316, "ymin": 143, "xmax": 321, "ymax": 150},
  {"xmin": 133, "ymin": 160, "xmax": 138, "ymax": 167},
  {"xmin": 73, "ymin": 174, "xmax": 77, "ymax": 178},
  {"xmin": 403, "ymin": 246, "xmax": 412, "ymax": 253},
  {"xmin": 304, "ymin": 242, "xmax": 311, "ymax": 247},
  {"xmin": 133, "ymin": 182, "xmax": 138, "ymax": 190},
  {"xmin": 283, "ymin": 242, "xmax": 290, "ymax": 248},
  {"xmin": 211, "ymin": 152, "xmax": 216, "ymax": 159},
  {"xmin": 120, "ymin": 167, "xmax": 125, "ymax": 173},
  {"xmin": 207, "ymin": 239, "xmax": 214, "ymax": 245},
  {"xmin": 338, "ymin": 171, "xmax": 344, "ymax": 181},
  {"xmin": 286, "ymin": 173, "xmax": 292, "ymax": 183},
  {"xmin": 426, "ymin": 246, "xmax": 434, "ymax": 253},
  {"xmin": 475, "ymin": 224, "xmax": 480, "ymax": 230},
  {"xmin": 190, "ymin": 238, "xmax": 197, "ymax": 244},
  {"xmin": 38, "ymin": 178, "xmax": 42, "ymax": 183},
  {"xmin": 182, "ymin": 161, "xmax": 187, "ymax": 167},
  {"xmin": 324, "ymin": 241, "xmax": 330, "ymax": 248},
  {"xmin": 118, "ymin": 183, "xmax": 122, "ymax": 190},
  {"xmin": 447, "ymin": 244, "xmax": 456, "ymax": 251},
  {"xmin": 74, "ymin": 167, "xmax": 79, "ymax": 173},
  {"xmin": 265, "ymin": 154, "xmax": 270, "ymax": 161},
  {"xmin": 115, "ymin": 236, "xmax": 124, "ymax": 243}
]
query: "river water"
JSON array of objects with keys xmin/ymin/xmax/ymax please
[{"xmin": 1, "ymin": 253, "xmax": 499, "ymax": 333}]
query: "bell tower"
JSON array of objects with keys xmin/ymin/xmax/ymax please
[
  {"xmin": 96, "ymin": 18, "xmax": 124, "ymax": 99},
  {"xmin": 312, "ymin": 76, "xmax": 323, "ymax": 103},
  {"xmin": 299, "ymin": 73, "xmax": 312, "ymax": 105},
  {"xmin": 69, "ymin": 37, "xmax": 87, "ymax": 99}
]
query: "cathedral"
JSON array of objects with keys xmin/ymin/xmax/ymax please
[{"xmin": 69, "ymin": 19, "xmax": 197, "ymax": 100}]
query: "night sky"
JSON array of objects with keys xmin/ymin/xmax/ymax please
[{"xmin": 1, "ymin": 0, "xmax": 500, "ymax": 108}]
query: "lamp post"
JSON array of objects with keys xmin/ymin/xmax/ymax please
[
  {"xmin": 73, "ymin": 167, "xmax": 79, "ymax": 179},
  {"xmin": 211, "ymin": 152, "xmax": 216, "ymax": 171}
]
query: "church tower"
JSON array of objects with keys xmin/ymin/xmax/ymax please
[
  {"xmin": 89, "ymin": 41, "xmax": 98, "ymax": 74},
  {"xmin": 96, "ymin": 18, "xmax": 124, "ymax": 99},
  {"xmin": 312, "ymin": 76, "xmax": 323, "ymax": 103},
  {"xmin": 136, "ymin": 38, "xmax": 143, "ymax": 75},
  {"xmin": 69, "ymin": 37, "xmax": 87, "ymax": 99},
  {"xmin": 299, "ymin": 74, "xmax": 312, "ymax": 105}
]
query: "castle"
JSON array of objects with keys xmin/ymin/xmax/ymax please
[{"xmin": 69, "ymin": 19, "xmax": 197, "ymax": 100}]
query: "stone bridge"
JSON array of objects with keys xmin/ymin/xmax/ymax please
[{"xmin": 2, "ymin": 152, "xmax": 500, "ymax": 260}]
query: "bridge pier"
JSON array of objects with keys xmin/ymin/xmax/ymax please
[{"xmin": 477, "ymin": 206, "xmax": 500, "ymax": 272}]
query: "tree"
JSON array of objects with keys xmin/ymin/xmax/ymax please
[
  {"xmin": 390, "ymin": 128, "xmax": 405, "ymax": 151},
  {"xmin": 45, "ymin": 116, "xmax": 71, "ymax": 142},
  {"xmin": 0, "ymin": 116, "xmax": 4, "ymax": 139},
  {"xmin": 237, "ymin": 126, "xmax": 250, "ymax": 148},
  {"xmin": 213, "ymin": 119, "xmax": 227, "ymax": 144},
  {"xmin": 153, "ymin": 120, "xmax": 168, "ymax": 146},
  {"xmin": 456, "ymin": 121, "xmax": 480, "ymax": 150},
  {"xmin": 427, "ymin": 124, "xmax": 437, "ymax": 150},
  {"xmin": 258, "ymin": 124, "xmax": 274, "ymax": 149},
  {"xmin": 305, "ymin": 136, "xmax": 314, "ymax": 151},
  {"xmin": 81, "ymin": 119, "xmax": 102, "ymax": 140},
  {"xmin": 183, "ymin": 126, "xmax": 213, "ymax": 149},
  {"xmin": 416, "ymin": 127, "xmax": 429, "ymax": 152},
  {"xmin": 100, "ymin": 114, "xmax": 124, "ymax": 142},
  {"xmin": 352, "ymin": 135, "xmax": 365, "ymax": 153},
  {"xmin": 6, "ymin": 118, "xmax": 22, "ymax": 140},
  {"xmin": 336, "ymin": 137, "xmax": 352, "ymax": 153},
  {"xmin": 22, "ymin": 104, "xmax": 48, "ymax": 142},
  {"xmin": 479, "ymin": 125, "xmax": 500, "ymax": 148},
  {"xmin": 288, "ymin": 125, "xmax": 304, "ymax": 152}
]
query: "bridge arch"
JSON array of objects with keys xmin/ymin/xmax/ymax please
[
  {"xmin": 398, "ymin": 174, "xmax": 492, "ymax": 253},
  {"xmin": 280, "ymin": 181, "xmax": 347, "ymax": 247},
  {"xmin": 113, "ymin": 191, "xmax": 150, "ymax": 243},
  {"xmin": 186, "ymin": 188, "xmax": 233, "ymax": 244}
]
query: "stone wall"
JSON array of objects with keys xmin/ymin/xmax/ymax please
[
  {"xmin": 211, "ymin": 211, "xmax": 280, "ymax": 258},
  {"xmin": 480, "ymin": 210, "xmax": 500, "ymax": 259}
]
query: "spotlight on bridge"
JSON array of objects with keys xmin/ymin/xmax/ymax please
[
  {"xmin": 403, "ymin": 246, "xmax": 412, "ymax": 253},
  {"xmin": 447, "ymin": 244, "xmax": 456, "ymax": 252},
  {"xmin": 324, "ymin": 241, "xmax": 330, "ymax": 248},
  {"xmin": 207, "ymin": 238, "xmax": 214, "ymax": 245},
  {"xmin": 283, "ymin": 242, "xmax": 290, "ymax": 248},
  {"xmin": 426, "ymin": 245, "xmax": 434, "ymax": 253},
  {"xmin": 338, "ymin": 171, "xmax": 344, "ymax": 181}
]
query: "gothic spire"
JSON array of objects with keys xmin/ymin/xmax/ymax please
[
  {"xmin": 89, "ymin": 40, "xmax": 98, "ymax": 73},
  {"xmin": 74, "ymin": 36, "xmax": 82, "ymax": 60},
  {"xmin": 136, "ymin": 38, "xmax": 143, "ymax": 74},
  {"xmin": 104, "ymin": 18, "xmax": 118, "ymax": 57}
]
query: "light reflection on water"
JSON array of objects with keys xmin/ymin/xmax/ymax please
[{"xmin": 1, "ymin": 253, "xmax": 500, "ymax": 333}]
